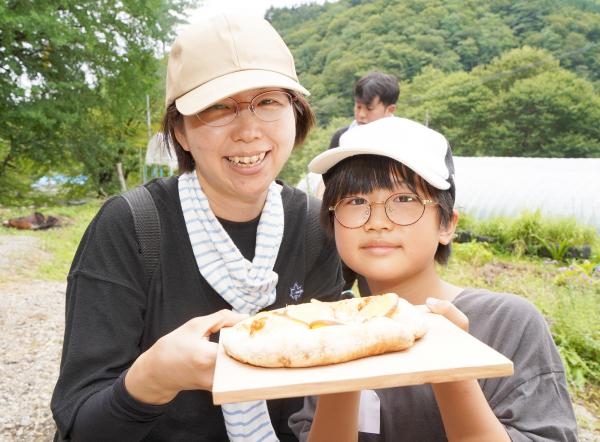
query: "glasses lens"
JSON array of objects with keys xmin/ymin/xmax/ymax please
[
  {"xmin": 334, "ymin": 196, "xmax": 371, "ymax": 228},
  {"xmin": 252, "ymin": 91, "xmax": 292, "ymax": 122},
  {"xmin": 385, "ymin": 193, "xmax": 425, "ymax": 226},
  {"xmin": 196, "ymin": 98, "xmax": 237, "ymax": 126}
]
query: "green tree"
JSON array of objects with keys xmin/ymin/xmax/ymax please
[
  {"xmin": 398, "ymin": 67, "xmax": 495, "ymax": 156},
  {"xmin": 269, "ymin": 0, "xmax": 600, "ymax": 128},
  {"xmin": 484, "ymin": 69, "xmax": 600, "ymax": 157},
  {"xmin": 398, "ymin": 48, "xmax": 600, "ymax": 157},
  {"xmin": 0, "ymin": 0, "xmax": 189, "ymax": 201},
  {"xmin": 525, "ymin": 7, "xmax": 600, "ymax": 81}
]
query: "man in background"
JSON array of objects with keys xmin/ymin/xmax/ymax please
[
  {"xmin": 328, "ymin": 71, "xmax": 399, "ymax": 148},
  {"xmin": 300, "ymin": 72, "xmax": 400, "ymax": 196}
]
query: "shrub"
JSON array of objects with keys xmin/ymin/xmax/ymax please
[
  {"xmin": 456, "ymin": 210, "xmax": 598, "ymax": 262},
  {"xmin": 452, "ymin": 241, "xmax": 495, "ymax": 267}
]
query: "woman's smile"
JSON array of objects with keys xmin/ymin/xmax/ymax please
[{"xmin": 225, "ymin": 151, "xmax": 268, "ymax": 168}]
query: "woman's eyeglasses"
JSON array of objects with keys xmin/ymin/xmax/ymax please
[
  {"xmin": 195, "ymin": 90, "xmax": 295, "ymax": 127},
  {"xmin": 329, "ymin": 193, "xmax": 438, "ymax": 229}
]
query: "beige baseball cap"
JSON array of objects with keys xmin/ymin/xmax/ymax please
[{"xmin": 165, "ymin": 13, "xmax": 309, "ymax": 115}]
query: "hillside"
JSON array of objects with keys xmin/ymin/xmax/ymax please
[{"xmin": 267, "ymin": 0, "xmax": 600, "ymax": 159}]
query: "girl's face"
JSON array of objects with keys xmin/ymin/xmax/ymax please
[
  {"xmin": 175, "ymin": 88, "xmax": 296, "ymax": 210},
  {"xmin": 333, "ymin": 182, "xmax": 455, "ymax": 292}
]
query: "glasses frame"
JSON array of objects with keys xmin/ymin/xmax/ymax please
[
  {"xmin": 195, "ymin": 90, "xmax": 296, "ymax": 127},
  {"xmin": 329, "ymin": 192, "xmax": 438, "ymax": 229}
]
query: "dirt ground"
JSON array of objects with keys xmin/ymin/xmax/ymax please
[
  {"xmin": 0, "ymin": 236, "xmax": 65, "ymax": 441},
  {"xmin": 0, "ymin": 234, "xmax": 598, "ymax": 441}
]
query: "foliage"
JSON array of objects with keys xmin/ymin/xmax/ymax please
[
  {"xmin": 457, "ymin": 211, "xmax": 598, "ymax": 259},
  {"xmin": 448, "ymin": 212, "xmax": 600, "ymax": 395},
  {"xmin": 545, "ymin": 282, "xmax": 600, "ymax": 392},
  {"xmin": 451, "ymin": 241, "xmax": 495, "ymax": 267},
  {"xmin": 535, "ymin": 236, "xmax": 573, "ymax": 262},
  {"xmin": 0, "ymin": 199, "xmax": 102, "ymax": 282},
  {"xmin": 3, "ymin": 0, "xmax": 600, "ymax": 199},
  {"xmin": 269, "ymin": 0, "xmax": 600, "ymax": 127},
  {"xmin": 0, "ymin": 0, "xmax": 190, "ymax": 201},
  {"xmin": 553, "ymin": 261, "xmax": 600, "ymax": 286},
  {"xmin": 398, "ymin": 47, "xmax": 600, "ymax": 157}
]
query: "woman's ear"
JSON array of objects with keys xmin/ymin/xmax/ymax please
[
  {"xmin": 174, "ymin": 123, "xmax": 191, "ymax": 152},
  {"xmin": 439, "ymin": 209, "xmax": 459, "ymax": 245}
]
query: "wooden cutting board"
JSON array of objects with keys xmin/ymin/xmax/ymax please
[{"xmin": 212, "ymin": 312, "xmax": 513, "ymax": 405}]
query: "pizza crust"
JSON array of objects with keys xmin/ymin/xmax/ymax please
[{"xmin": 222, "ymin": 293, "xmax": 428, "ymax": 368}]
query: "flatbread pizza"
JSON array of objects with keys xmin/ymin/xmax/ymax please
[{"xmin": 222, "ymin": 293, "xmax": 427, "ymax": 368}]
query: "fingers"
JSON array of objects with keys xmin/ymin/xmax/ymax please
[
  {"xmin": 414, "ymin": 304, "xmax": 430, "ymax": 314},
  {"xmin": 426, "ymin": 297, "xmax": 469, "ymax": 332},
  {"xmin": 191, "ymin": 309, "xmax": 249, "ymax": 336}
]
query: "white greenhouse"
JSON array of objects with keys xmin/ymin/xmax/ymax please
[{"xmin": 453, "ymin": 157, "xmax": 600, "ymax": 232}]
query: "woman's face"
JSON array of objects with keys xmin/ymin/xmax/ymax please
[{"xmin": 175, "ymin": 88, "xmax": 296, "ymax": 206}]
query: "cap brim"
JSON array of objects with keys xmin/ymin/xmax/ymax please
[
  {"xmin": 175, "ymin": 69, "xmax": 309, "ymax": 116},
  {"xmin": 308, "ymin": 146, "xmax": 450, "ymax": 190}
]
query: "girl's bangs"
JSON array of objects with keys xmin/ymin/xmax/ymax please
[{"xmin": 325, "ymin": 155, "xmax": 420, "ymax": 199}]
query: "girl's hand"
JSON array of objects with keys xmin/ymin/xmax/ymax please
[
  {"xmin": 425, "ymin": 297, "xmax": 469, "ymax": 332},
  {"xmin": 125, "ymin": 309, "xmax": 247, "ymax": 404}
]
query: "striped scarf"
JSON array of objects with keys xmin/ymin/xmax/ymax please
[{"xmin": 178, "ymin": 172, "xmax": 281, "ymax": 442}]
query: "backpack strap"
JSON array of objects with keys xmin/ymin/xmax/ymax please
[
  {"xmin": 122, "ymin": 185, "xmax": 161, "ymax": 290},
  {"xmin": 304, "ymin": 192, "xmax": 323, "ymax": 273}
]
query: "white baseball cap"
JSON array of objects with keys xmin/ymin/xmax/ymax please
[{"xmin": 309, "ymin": 117, "xmax": 453, "ymax": 190}]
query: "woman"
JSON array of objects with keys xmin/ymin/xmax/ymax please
[{"xmin": 51, "ymin": 13, "xmax": 344, "ymax": 441}]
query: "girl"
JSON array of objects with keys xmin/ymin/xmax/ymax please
[{"xmin": 289, "ymin": 116, "xmax": 578, "ymax": 441}]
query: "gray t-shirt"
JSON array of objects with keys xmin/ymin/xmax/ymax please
[{"xmin": 289, "ymin": 288, "xmax": 578, "ymax": 441}]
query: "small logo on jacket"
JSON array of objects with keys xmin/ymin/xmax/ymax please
[{"xmin": 289, "ymin": 282, "xmax": 303, "ymax": 301}]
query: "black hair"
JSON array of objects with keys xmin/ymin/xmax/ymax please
[
  {"xmin": 321, "ymin": 155, "xmax": 455, "ymax": 265},
  {"xmin": 354, "ymin": 72, "xmax": 400, "ymax": 107}
]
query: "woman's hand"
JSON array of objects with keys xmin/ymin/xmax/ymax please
[
  {"xmin": 425, "ymin": 297, "xmax": 469, "ymax": 332},
  {"xmin": 125, "ymin": 309, "xmax": 247, "ymax": 405}
]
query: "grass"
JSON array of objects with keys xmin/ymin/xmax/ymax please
[{"xmin": 0, "ymin": 199, "xmax": 103, "ymax": 282}]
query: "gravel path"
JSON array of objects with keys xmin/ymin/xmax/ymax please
[
  {"xmin": 0, "ymin": 279, "xmax": 65, "ymax": 441},
  {"xmin": 0, "ymin": 234, "xmax": 598, "ymax": 441}
]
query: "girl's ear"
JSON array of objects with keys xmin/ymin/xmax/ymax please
[
  {"xmin": 174, "ymin": 123, "xmax": 191, "ymax": 152},
  {"xmin": 439, "ymin": 209, "xmax": 459, "ymax": 245}
]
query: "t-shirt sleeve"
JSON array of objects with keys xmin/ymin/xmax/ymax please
[
  {"xmin": 328, "ymin": 127, "xmax": 347, "ymax": 149},
  {"xmin": 458, "ymin": 291, "xmax": 579, "ymax": 441},
  {"xmin": 69, "ymin": 372, "xmax": 170, "ymax": 441},
  {"xmin": 50, "ymin": 196, "xmax": 166, "ymax": 440},
  {"xmin": 288, "ymin": 395, "xmax": 317, "ymax": 442},
  {"xmin": 495, "ymin": 371, "xmax": 577, "ymax": 441}
]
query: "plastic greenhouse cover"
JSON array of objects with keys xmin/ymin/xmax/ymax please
[{"xmin": 453, "ymin": 157, "xmax": 600, "ymax": 233}]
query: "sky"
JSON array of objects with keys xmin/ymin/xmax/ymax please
[{"xmin": 185, "ymin": 0, "xmax": 332, "ymax": 23}]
